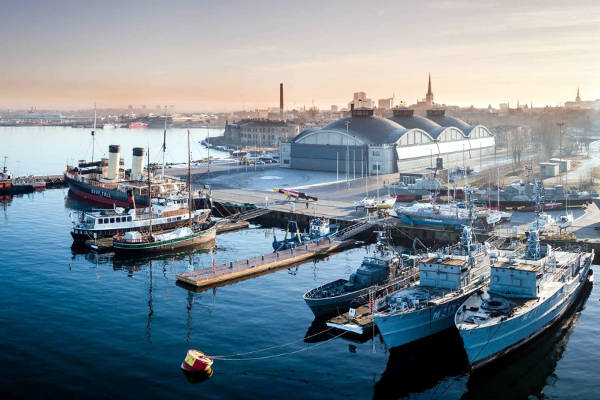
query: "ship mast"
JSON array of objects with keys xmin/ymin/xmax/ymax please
[
  {"xmin": 161, "ymin": 106, "xmax": 167, "ymax": 181},
  {"xmin": 91, "ymin": 103, "xmax": 97, "ymax": 162},
  {"xmin": 148, "ymin": 147, "xmax": 152, "ymax": 235},
  {"xmin": 188, "ymin": 130, "xmax": 192, "ymax": 229}
]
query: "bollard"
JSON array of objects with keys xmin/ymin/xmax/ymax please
[
  {"xmin": 229, "ymin": 261, "xmax": 233, "ymax": 269},
  {"xmin": 247, "ymin": 259, "xmax": 249, "ymax": 264},
  {"xmin": 291, "ymin": 248, "xmax": 294, "ymax": 255},
  {"xmin": 277, "ymin": 252, "xmax": 280, "ymax": 258},
  {"xmin": 262, "ymin": 255, "xmax": 265, "ymax": 261},
  {"xmin": 305, "ymin": 244, "xmax": 308, "ymax": 251},
  {"xmin": 316, "ymin": 239, "xmax": 319, "ymax": 246}
]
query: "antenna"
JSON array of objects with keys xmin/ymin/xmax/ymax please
[
  {"xmin": 91, "ymin": 103, "xmax": 97, "ymax": 162},
  {"xmin": 147, "ymin": 147, "xmax": 152, "ymax": 235},
  {"xmin": 161, "ymin": 105, "xmax": 167, "ymax": 181}
]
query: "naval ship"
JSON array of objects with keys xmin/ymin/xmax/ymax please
[
  {"xmin": 472, "ymin": 181, "xmax": 596, "ymax": 209},
  {"xmin": 303, "ymin": 232, "xmax": 418, "ymax": 319},
  {"xmin": 455, "ymin": 230, "xmax": 594, "ymax": 370},
  {"xmin": 386, "ymin": 177, "xmax": 465, "ymax": 202},
  {"xmin": 374, "ymin": 224, "xmax": 490, "ymax": 349}
]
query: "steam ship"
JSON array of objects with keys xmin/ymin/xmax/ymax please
[{"xmin": 64, "ymin": 145, "xmax": 200, "ymax": 208}]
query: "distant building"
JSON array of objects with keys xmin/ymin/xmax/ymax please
[
  {"xmin": 331, "ymin": 105, "xmax": 338, "ymax": 112},
  {"xmin": 224, "ymin": 119, "xmax": 300, "ymax": 146},
  {"xmin": 410, "ymin": 74, "xmax": 436, "ymax": 110},
  {"xmin": 348, "ymin": 92, "xmax": 374, "ymax": 109},
  {"xmin": 565, "ymin": 88, "xmax": 600, "ymax": 109},
  {"xmin": 378, "ymin": 98, "xmax": 393, "ymax": 110}
]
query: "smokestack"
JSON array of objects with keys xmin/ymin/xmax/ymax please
[
  {"xmin": 101, "ymin": 157, "xmax": 108, "ymax": 179},
  {"xmin": 279, "ymin": 82, "xmax": 284, "ymax": 119},
  {"xmin": 131, "ymin": 147, "xmax": 145, "ymax": 181},
  {"xmin": 107, "ymin": 145, "xmax": 120, "ymax": 181}
]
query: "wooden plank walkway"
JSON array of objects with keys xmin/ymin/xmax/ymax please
[
  {"xmin": 176, "ymin": 238, "xmax": 355, "ymax": 289},
  {"xmin": 327, "ymin": 303, "xmax": 375, "ymax": 335}
]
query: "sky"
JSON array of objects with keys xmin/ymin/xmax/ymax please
[{"xmin": 1, "ymin": 0, "xmax": 599, "ymax": 111}]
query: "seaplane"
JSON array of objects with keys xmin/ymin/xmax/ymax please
[{"xmin": 273, "ymin": 188, "xmax": 318, "ymax": 202}]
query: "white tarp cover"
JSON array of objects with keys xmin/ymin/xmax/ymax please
[
  {"xmin": 152, "ymin": 227, "xmax": 193, "ymax": 242},
  {"xmin": 124, "ymin": 231, "xmax": 142, "ymax": 240}
]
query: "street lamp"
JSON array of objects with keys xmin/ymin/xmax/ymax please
[
  {"xmin": 345, "ymin": 120, "xmax": 351, "ymax": 189},
  {"xmin": 557, "ymin": 121, "xmax": 566, "ymax": 186}
]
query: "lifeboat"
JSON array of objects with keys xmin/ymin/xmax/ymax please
[{"xmin": 181, "ymin": 349, "xmax": 213, "ymax": 373}]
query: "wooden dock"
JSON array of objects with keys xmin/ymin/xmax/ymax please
[
  {"xmin": 176, "ymin": 238, "xmax": 355, "ymax": 289},
  {"xmin": 327, "ymin": 303, "xmax": 375, "ymax": 335},
  {"xmin": 215, "ymin": 219, "xmax": 250, "ymax": 233}
]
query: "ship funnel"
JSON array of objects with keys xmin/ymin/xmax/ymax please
[
  {"xmin": 107, "ymin": 145, "xmax": 120, "ymax": 180},
  {"xmin": 101, "ymin": 157, "xmax": 109, "ymax": 178},
  {"xmin": 131, "ymin": 147, "xmax": 145, "ymax": 181}
]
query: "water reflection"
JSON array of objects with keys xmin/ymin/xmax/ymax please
[{"xmin": 374, "ymin": 330, "xmax": 469, "ymax": 400}]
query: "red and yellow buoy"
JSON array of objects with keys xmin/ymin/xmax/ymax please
[{"xmin": 181, "ymin": 349, "xmax": 213, "ymax": 373}]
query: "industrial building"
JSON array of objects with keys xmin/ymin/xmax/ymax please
[{"xmin": 279, "ymin": 106, "xmax": 495, "ymax": 174}]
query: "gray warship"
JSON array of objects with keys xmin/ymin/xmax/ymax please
[{"xmin": 303, "ymin": 232, "xmax": 418, "ymax": 319}]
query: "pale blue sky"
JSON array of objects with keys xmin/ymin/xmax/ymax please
[{"xmin": 1, "ymin": 0, "xmax": 599, "ymax": 110}]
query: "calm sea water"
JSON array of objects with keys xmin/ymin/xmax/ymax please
[
  {"xmin": 1, "ymin": 128, "xmax": 599, "ymax": 399},
  {"xmin": 0, "ymin": 126, "xmax": 226, "ymax": 176}
]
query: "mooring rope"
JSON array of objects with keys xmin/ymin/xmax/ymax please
[
  {"xmin": 212, "ymin": 330, "xmax": 347, "ymax": 361},
  {"xmin": 211, "ymin": 326, "xmax": 336, "ymax": 359}
]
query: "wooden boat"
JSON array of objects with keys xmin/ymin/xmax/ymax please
[
  {"xmin": 113, "ymin": 131, "xmax": 216, "ymax": 254},
  {"xmin": 113, "ymin": 223, "xmax": 216, "ymax": 253}
]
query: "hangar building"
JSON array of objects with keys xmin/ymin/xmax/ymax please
[{"xmin": 279, "ymin": 107, "xmax": 495, "ymax": 175}]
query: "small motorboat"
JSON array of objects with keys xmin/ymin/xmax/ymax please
[
  {"xmin": 181, "ymin": 349, "xmax": 213, "ymax": 372},
  {"xmin": 485, "ymin": 211, "xmax": 502, "ymax": 226},
  {"xmin": 375, "ymin": 197, "xmax": 396, "ymax": 209},
  {"xmin": 354, "ymin": 197, "xmax": 376, "ymax": 209},
  {"xmin": 557, "ymin": 213, "xmax": 573, "ymax": 230}
]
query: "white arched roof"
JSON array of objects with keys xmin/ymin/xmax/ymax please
[
  {"xmin": 294, "ymin": 129, "xmax": 364, "ymax": 146},
  {"xmin": 394, "ymin": 128, "xmax": 435, "ymax": 146}
]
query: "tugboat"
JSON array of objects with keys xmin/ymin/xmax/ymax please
[
  {"xmin": 113, "ymin": 132, "xmax": 217, "ymax": 254},
  {"xmin": 272, "ymin": 217, "xmax": 338, "ymax": 251},
  {"xmin": 455, "ymin": 230, "xmax": 594, "ymax": 370},
  {"xmin": 303, "ymin": 231, "xmax": 419, "ymax": 319},
  {"xmin": 374, "ymin": 188, "xmax": 492, "ymax": 349},
  {"xmin": 0, "ymin": 156, "xmax": 34, "ymax": 195}
]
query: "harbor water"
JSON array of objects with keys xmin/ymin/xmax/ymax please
[{"xmin": 1, "ymin": 127, "xmax": 600, "ymax": 399}]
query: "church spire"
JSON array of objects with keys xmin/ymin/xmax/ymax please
[
  {"xmin": 426, "ymin": 73, "xmax": 434, "ymax": 104},
  {"xmin": 576, "ymin": 87, "xmax": 581, "ymax": 102}
]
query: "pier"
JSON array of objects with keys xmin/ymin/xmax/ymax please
[
  {"xmin": 327, "ymin": 303, "xmax": 375, "ymax": 335},
  {"xmin": 176, "ymin": 238, "xmax": 355, "ymax": 290}
]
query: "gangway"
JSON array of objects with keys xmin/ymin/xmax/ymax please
[{"xmin": 331, "ymin": 220, "xmax": 375, "ymax": 241}]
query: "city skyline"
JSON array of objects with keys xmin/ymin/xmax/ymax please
[{"xmin": 2, "ymin": 0, "xmax": 599, "ymax": 111}]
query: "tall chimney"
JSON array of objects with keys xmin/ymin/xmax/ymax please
[
  {"xmin": 279, "ymin": 82, "xmax": 284, "ymax": 119},
  {"xmin": 107, "ymin": 145, "xmax": 121, "ymax": 181}
]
